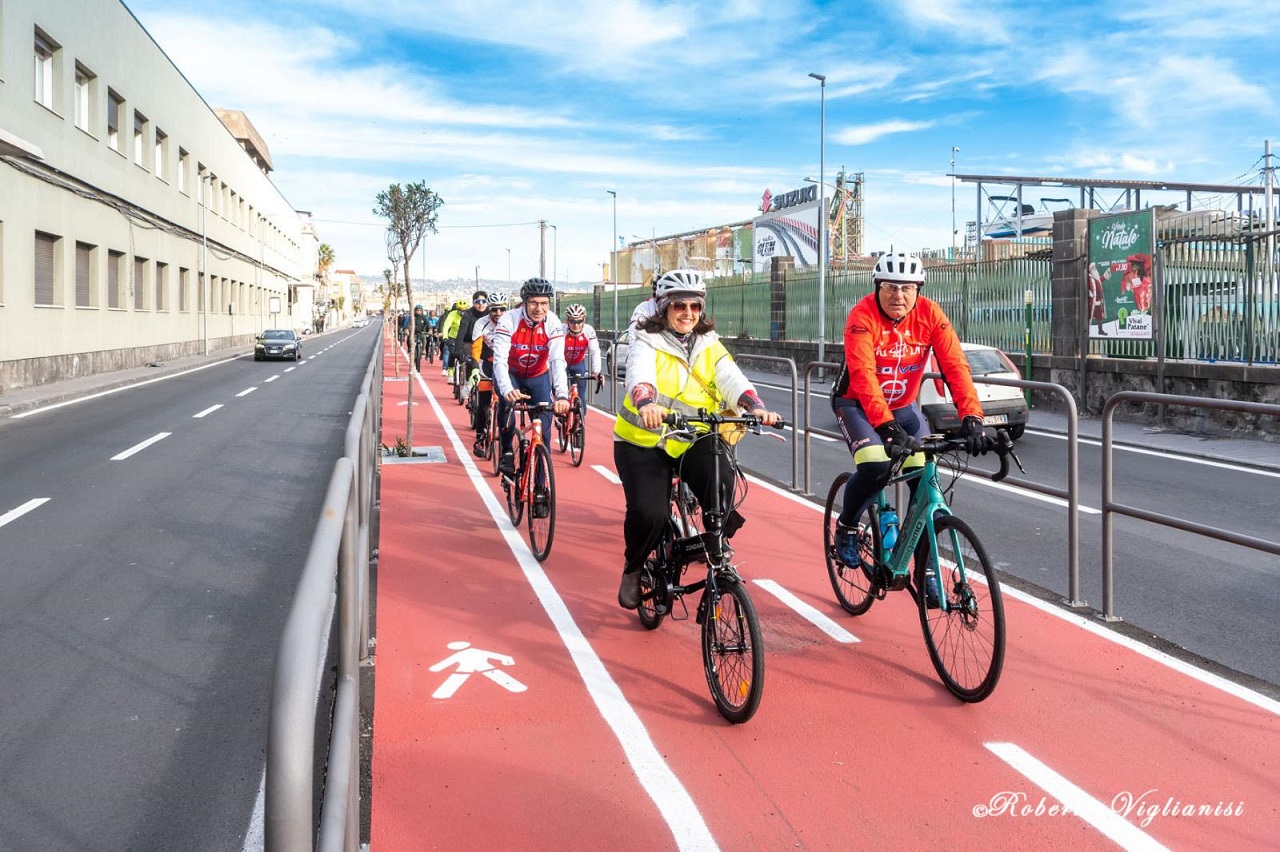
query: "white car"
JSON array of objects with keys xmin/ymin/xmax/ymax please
[
  {"xmin": 605, "ymin": 329, "xmax": 631, "ymax": 377},
  {"xmin": 917, "ymin": 343, "xmax": 1028, "ymax": 440},
  {"xmin": 353, "ymin": 317, "xmax": 368, "ymax": 328}
]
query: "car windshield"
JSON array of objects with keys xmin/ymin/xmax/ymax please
[
  {"xmin": 966, "ymin": 349, "xmax": 1010, "ymax": 376},
  {"xmin": 262, "ymin": 330, "xmax": 293, "ymax": 340}
]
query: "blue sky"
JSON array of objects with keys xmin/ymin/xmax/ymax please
[{"xmin": 127, "ymin": 0, "xmax": 1278, "ymax": 286}]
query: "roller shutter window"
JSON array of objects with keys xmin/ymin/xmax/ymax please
[
  {"xmin": 134, "ymin": 258, "xmax": 146, "ymax": 309},
  {"xmin": 76, "ymin": 242, "xmax": 92, "ymax": 306},
  {"xmin": 156, "ymin": 262, "xmax": 167, "ymax": 310},
  {"xmin": 35, "ymin": 232, "xmax": 57, "ymax": 305},
  {"xmin": 108, "ymin": 250, "xmax": 123, "ymax": 308}
]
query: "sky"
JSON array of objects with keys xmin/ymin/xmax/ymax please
[{"xmin": 126, "ymin": 0, "xmax": 1279, "ymax": 287}]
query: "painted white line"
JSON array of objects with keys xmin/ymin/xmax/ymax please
[
  {"xmin": 0, "ymin": 498, "xmax": 50, "ymax": 529},
  {"xmin": 594, "ymin": 464, "xmax": 622, "ymax": 485},
  {"xmin": 111, "ymin": 432, "xmax": 172, "ymax": 460},
  {"xmin": 193, "ymin": 404, "xmax": 224, "ymax": 419},
  {"xmin": 412, "ymin": 365, "xmax": 717, "ymax": 850},
  {"xmin": 1033, "ymin": 429, "xmax": 1280, "ymax": 478},
  {"xmin": 264, "ymin": 375, "xmax": 279, "ymax": 383},
  {"xmin": 787, "ymin": 425, "xmax": 837, "ymax": 442},
  {"xmin": 236, "ymin": 387, "xmax": 258, "ymax": 398},
  {"xmin": 11, "ymin": 356, "xmax": 243, "ymax": 419},
  {"xmin": 954, "ymin": 472, "xmax": 1102, "ymax": 514},
  {"xmin": 284, "ymin": 366, "xmax": 297, "ymax": 373},
  {"xmin": 753, "ymin": 579, "xmax": 859, "ymax": 643},
  {"xmin": 985, "ymin": 743, "xmax": 1170, "ymax": 851}
]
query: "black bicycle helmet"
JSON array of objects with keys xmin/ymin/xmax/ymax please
[{"xmin": 520, "ymin": 277, "xmax": 555, "ymax": 299}]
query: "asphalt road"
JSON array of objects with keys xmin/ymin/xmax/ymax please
[
  {"xmin": 592, "ymin": 368, "xmax": 1280, "ymax": 689},
  {"xmin": 0, "ymin": 327, "xmax": 379, "ymax": 851}
]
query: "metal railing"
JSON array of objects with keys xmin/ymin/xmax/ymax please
[
  {"xmin": 1100, "ymin": 391, "xmax": 1280, "ymax": 621},
  {"xmin": 265, "ymin": 340, "xmax": 382, "ymax": 851},
  {"xmin": 731, "ymin": 354, "xmax": 799, "ymax": 489}
]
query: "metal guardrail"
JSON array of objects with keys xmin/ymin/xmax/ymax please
[
  {"xmin": 265, "ymin": 340, "xmax": 382, "ymax": 851},
  {"xmin": 732, "ymin": 354, "xmax": 799, "ymax": 490},
  {"xmin": 1101, "ymin": 391, "xmax": 1280, "ymax": 621}
]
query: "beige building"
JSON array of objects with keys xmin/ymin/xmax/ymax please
[{"xmin": 0, "ymin": 0, "xmax": 318, "ymax": 393}]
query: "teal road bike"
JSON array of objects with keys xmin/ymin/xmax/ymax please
[{"xmin": 823, "ymin": 432, "xmax": 1023, "ymax": 702}]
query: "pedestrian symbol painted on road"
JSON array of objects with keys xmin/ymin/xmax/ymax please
[{"xmin": 428, "ymin": 641, "xmax": 527, "ymax": 700}]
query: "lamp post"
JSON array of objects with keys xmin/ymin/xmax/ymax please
[
  {"xmin": 809, "ymin": 72, "xmax": 827, "ymax": 379},
  {"xmin": 550, "ymin": 224, "xmax": 557, "ymax": 286},
  {"xmin": 951, "ymin": 146, "xmax": 960, "ymax": 260},
  {"xmin": 607, "ymin": 189, "xmax": 618, "ymax": 412},
  {"xmin": 200, "ymin": 173, "xmax": 209, "ymax": 355},
  {"xmin": 505, "ymin": 247, "xmax": 511, "ymax": 283}
]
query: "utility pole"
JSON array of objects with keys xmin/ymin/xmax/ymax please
[
  {"xmin": 539, "ymin": 219, "xmax": 547, "ymax": 278},
  {"xmin": 951, "ymin": 146, "xmax": 960, "ymax": 261},
  {"xmin": 1266, "ymin": 139, "xmax": 1275, "ymax": 299}
]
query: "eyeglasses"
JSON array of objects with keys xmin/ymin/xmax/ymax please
[
  {"xmin": 880, "ymin": 283, "xmax": 919, "ymax": 295},
  {"xmin": 567, "ymin": 320, "xmax": 583, "ymax": 327},
  {"xmin": 474, "ymin": 300, "xmax": 488, "ymax": 305},
  {"xmin": 488, "ymin": 307, "xmax": 507, "ymax": 314},
  {"xmin": 670, "ymin": 301, "xmax": 703, "ymax": 313}
]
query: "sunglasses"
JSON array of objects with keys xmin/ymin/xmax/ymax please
[
  {"xmin": 880, "ymin": 283, "xmax": 918, "ymax": 295},
  {"xmin": 488, "ymin": 306, "xmax": 506, "ymax": 313},
  {"xmin": 670, "ymin": 301, "xmax": 703, "ymax": 313}
]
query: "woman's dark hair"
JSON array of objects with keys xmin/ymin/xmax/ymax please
[{"xmin": 639, "ymin": 307, "xmax": 715, "ymax": 335}]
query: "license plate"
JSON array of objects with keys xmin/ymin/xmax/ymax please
[{"xmin": 982, "ymin": 414, "xmax": 1008, "ymax": 425}]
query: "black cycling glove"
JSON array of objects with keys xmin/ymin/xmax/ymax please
[
  {"xmin": 874, "ymin": 420, "xmax": 921, "ymax": 459},
  {"xmin": 960, "ymin": 415, "xmax": 991, "ymax": 455}
]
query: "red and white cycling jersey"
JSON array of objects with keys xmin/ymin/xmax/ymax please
[
  {"xmin": 563, "ymin": 323, "xmax": 601, "ymax": 373},
  {"xmin": 490, "ymin": 307, "xmax": 568, "ymax": 399}
]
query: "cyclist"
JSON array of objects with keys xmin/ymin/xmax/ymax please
[
  {"xmin": 453, "ymin": 290, "xmax": 490, "ymax": 377},
  {"xmin": 830, "ymin": 252, "xmax": 991, "ymax": 583},
  {"xmin": 425, "ymin": 308, "xmax": 441, "ymax": 363},
  {"xmin": 411, "ymin": 304, "xmax": 431, "ymax": 371},
  {"xmin": 468, "ymin": 297, "xmax": 508, "ymax": 458},
  {"xmin": 612, "ymin": 269, "xmax": 781, "ymax": 610},
  {"xmin": 439, "ymin": 299, "xmax": 466, "ymax": 378},
  {"xmin": 627, "ymin": 277, "xmax": 659, "ymax": 331},
  {"xmin": 562, "ymin": 304, "xmax": 603, "ymax": 405},
  {"xmin": 490, "ymin": 278, "xmax": 571, "ymax": 512}
]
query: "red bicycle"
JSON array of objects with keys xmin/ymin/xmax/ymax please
[{"xmin": 502, "ymin": 401, "xmax": 556, "ymax": 561}]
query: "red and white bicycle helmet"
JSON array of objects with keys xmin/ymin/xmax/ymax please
[{"xmin": 565, "ymin": 304, "xmax": 587, "ymax": 323}]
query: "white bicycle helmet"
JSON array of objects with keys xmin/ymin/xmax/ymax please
[
  {"xmin": 872, "ymin": 252, "xmax": 926, "ymax": 285},
  {"xmin": 565, "ymin": 304, "xmax": 587, "ymax": 323},
  {"xmin": 653, "ymin": 269, "xmax": 706, "ymax": 301}
]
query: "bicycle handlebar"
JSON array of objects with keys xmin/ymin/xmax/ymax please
[
  {"xmin": 662, "ymin": 409, "xmax": 789, "ymax": 432},
  {"xmin": 906, "ymin": 429, "xmax": 1025, "ymax": 482},
  {"xmin": 510, "ymin": 400, "xmax": 554, "ymax": 413}
]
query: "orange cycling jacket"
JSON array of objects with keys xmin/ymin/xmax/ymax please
[{"xmin": 838, "ymin": 292, "xmax": 983, "ymax": 428}]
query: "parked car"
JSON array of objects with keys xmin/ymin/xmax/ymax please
[
  {"xmin": 254, "ymin": 329, "xmax": 302, "ymax": 361},
  {"xmin": 917, "ymin": 343, "xmax": 1028, "ymax": 440},
  {"xmin": 605, "ymin": 329, "xmax": 631, "ymax": 377},
  {"xmin": 353, "ymin": 317, "xmax": 368, "ymax": 328}
]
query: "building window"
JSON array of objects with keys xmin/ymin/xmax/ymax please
[
  {"xmin": 178, "ymin": 149, "xmax": 189, "ymax": 194},
  {"xmin": 74, "ymin": 64, "xmax": 96, "ymax": 133},
  {"xmin": 34, "ymin": 31, "xmax": 59, "ymax": 111},
  {"xmin": 156, "ymin": 262, "xmax": 168, "ymax": 311},
  {"xmin": 35, "ymin": 232, "xmax": 60, "ymax": 305},
  {"xmin": 154, "ymin": 129, "xmax": 168, "ymax": 179},
  {"xmin": 133, "ymin": 111, "xmax": 148, "ymax": 168},
  {"xmin": 133, "ymin": 257, "xmax": 147, "ymax": 309},
  {"xmin": 108, "ymin": 250, "xmax": 124, "ymax": 308},
  {"xmin": 75, "ymin": 241, "xmax": 96, "ymax": 307},
  {"xmin": 179, "ymin": 267, "xmax": 189, "ymax": 311},
  {"xmin": 107, "ymin": 90, "xmax": 124, "ymax": 152}
]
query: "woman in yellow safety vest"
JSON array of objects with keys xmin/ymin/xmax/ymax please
[{"xmin": 612, "ymin": 269, "xmax": 781, "ymax": 610}]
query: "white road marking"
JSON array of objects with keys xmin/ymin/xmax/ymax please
[
  {"xmin": 752, "ymin": 579, "xmax": 859, "ymax": 643},
  {"xmin": 0, "ymin": 498, "xmax": 50, "ymax": 529},
  {"xmin": 284, "ymin": 366, "xmax": 297, "ymax": 373},
  {"xmin": 952, "ymin": 472, "xmax": 1102, "ymax": 514},
  {"xmin": 594, "ymin": 465, "xmax": 621, "ymax": 484},
  {"xmin": 413, "ymin": 366, "xmax": 718, "ymax": 850},
  {"xmin": 236, "ymin": 387, "xmax": 258, "ymax": 397},
  {"xmin": 11, "ymin": 356, "xmax": 243, "ymax": 419},
  {"xmin": 1032, "ymin": 429, "xmax": 1280, "ymax": 478},
  {"xmin": 193, "ymin": 404, "xmax": 223, "ymax": 419},
  {"xmin": 985, "ymin": 742, "xmax": 1170, "ymax": 851},
  {"xmin": 111, "ymin": 432, "xmax": 171, "ymax": 460},
  {"xmin": 264, "ymin": 375, "xmax": 279, "ymax": 383}
]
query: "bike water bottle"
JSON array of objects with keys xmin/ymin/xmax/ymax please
[{"xmin": 880, "ymin": 507, "xmax": 899, "ymax": 552}]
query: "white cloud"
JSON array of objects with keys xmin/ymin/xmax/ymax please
[{"xmin": 834, "ymin": 119, "xmax": 935, "ymax": 146}]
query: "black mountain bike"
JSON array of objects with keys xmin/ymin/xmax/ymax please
[{"xmin": 636, "ymin": 410, "xmax": 785, "ymax": 724}]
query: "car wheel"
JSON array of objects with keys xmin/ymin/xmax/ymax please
[
  {"xmin": 254, "ymin": 355, "xmax": 262, "ymax": 361},
  {"xmin": 1006, "ymin": 424, "xmax": 1025, "ymax": 441}
]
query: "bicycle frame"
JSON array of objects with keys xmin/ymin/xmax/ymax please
[{"xmin": 512, "ymin": 403, "xmax": 548, "ymax": 503}]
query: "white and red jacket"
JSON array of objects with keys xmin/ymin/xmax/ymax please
[
  {"xmin": 564, "ymin": 322, "xmax": 602, "ymax": 374},
  {"xmin": 490, "ymin": 307, "xmax": 568, "ymax": 400}
]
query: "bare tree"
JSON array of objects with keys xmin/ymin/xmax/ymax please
[{"xmin": 374, "ymin": 182, "xmax": 443, "ymax": 451}]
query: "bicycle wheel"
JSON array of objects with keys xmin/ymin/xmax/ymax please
[
  {"xmin": 823, "ymin": 473, "xmax": 876, "ymax": 616},
  {"xmin": 568, "ymin": 400, "xmax": 586, "ymax": 468},
  {"xmin": 701, "ymin": 578, "xmax": 764, "ymax": 724},
  {"xmin": 674, "ymin": 480, "xmax": 701, "ymax": 536},
  {"xmin": 556, "ymin": 414, "xmax": 569, "ymax": 453},
  {"xmin": 526, "ymin": 443, "xmax": 556, "ymax": 561},
  {"xmin": 914, "ymin": 514, "xmax": 1006, "ymax": 703},
  {"xmin": 637, "ymin": 560, "xmax": 665, "ymax": 630}
]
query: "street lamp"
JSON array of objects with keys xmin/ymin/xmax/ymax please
[
  {"xmin": 951, "ymin": 146, "xmax": 960, "ymax": 260},
  {"xmin": 607, "ymin": 189, "xmax": 618, "ymax": 412},
  {"xmin": 505, "ymin": 247, "xmax": 511, "ymax": 283},
  {"xmin": 809, "ymin": 71, "xmax": 827, "ymax": 379}
]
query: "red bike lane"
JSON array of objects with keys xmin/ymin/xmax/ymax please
[{"xmin": 372, "ymin": 341, "xmax": 1279, "ymax": 850}]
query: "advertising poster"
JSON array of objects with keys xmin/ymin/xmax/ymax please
[
  {"xmin": 752, "ymin": 185, "xmax": 820, "ymax": 271},
  {"xmin": 1086, "ymin": 209, "xmax": 1155, "ymax": 339}
]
